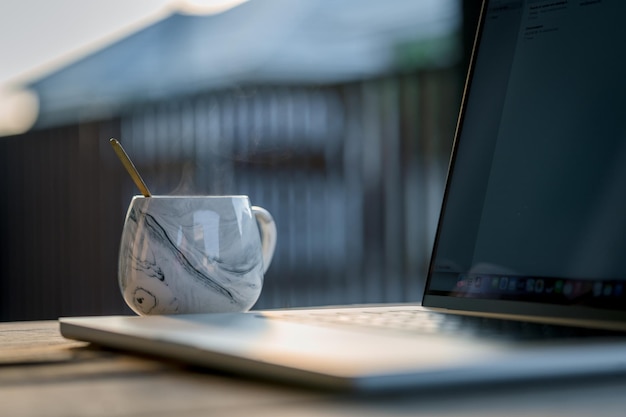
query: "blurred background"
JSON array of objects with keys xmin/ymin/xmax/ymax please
[{"xmin": 0, "ymin": 0, "xmax": 481, "ymax": 321}]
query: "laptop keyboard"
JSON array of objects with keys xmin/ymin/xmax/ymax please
[{"xmin": 266, "ymin": 308, "xmax": 622, "ymax": 341}]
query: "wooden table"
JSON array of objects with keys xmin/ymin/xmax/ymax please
[{"xmin": 4, "ymin": 320, "xmax": 626, "ymax": 417}]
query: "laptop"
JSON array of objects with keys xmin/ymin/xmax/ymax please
[{"xmin": 60, "ymin": 0, "xmax": 626, "ymax": 391}]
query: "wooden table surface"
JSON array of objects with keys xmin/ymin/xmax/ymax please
[{"xmin": 4, "ymin": 320, "xmax": 626, "ymax": 417}]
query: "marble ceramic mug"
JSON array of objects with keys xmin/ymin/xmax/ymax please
[{"xmin": 118, "ymin": 195, "xmax": 276, "ymax": 315}]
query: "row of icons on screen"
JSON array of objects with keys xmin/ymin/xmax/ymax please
[{"xmin": 455, "ymin": 275, "xmax": 624, "ymax": 297}]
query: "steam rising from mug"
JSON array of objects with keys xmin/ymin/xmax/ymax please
[{"xmin": 110, "ymin": 138, "xmax": 276, "ymax": 315}]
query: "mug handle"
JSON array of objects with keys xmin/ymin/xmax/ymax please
[{"xmin": 251, "ymin": 206, "xmax": 277, "ymax": 273}]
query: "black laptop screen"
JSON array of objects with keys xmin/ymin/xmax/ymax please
[{"xmin": 426, "ymin": 0, "xmax": 626, "ymax": 312}]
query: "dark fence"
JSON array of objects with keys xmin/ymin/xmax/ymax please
[
  {"xmin": 0, "ymin": 71, "xmax": 460, "ymax": 321},
  {"xmin": 0, "ymin": 121, "xmax": 129, "ymax": 319}
]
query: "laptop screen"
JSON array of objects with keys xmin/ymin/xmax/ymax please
[{"xmin": 425, "ymin": 0, "xmax": 626, "ymax": 316}]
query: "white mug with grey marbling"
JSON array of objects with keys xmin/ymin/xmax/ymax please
[{"xmin": 118, "ymin": 195, "xmax": 276, "ymax": 315}]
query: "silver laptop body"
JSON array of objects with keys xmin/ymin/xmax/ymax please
[{"xmin": 61, "ymin": 0, "xmax": 626, "ymax": 391}]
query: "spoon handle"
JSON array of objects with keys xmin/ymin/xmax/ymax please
[{"xmin": 110, "ymin": 138, "xmax": 152, "ymax": 197}]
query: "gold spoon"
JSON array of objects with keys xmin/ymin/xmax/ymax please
[{"xmin": 109, "ymin": 138, "xmax": 152, "ymax": 197}]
